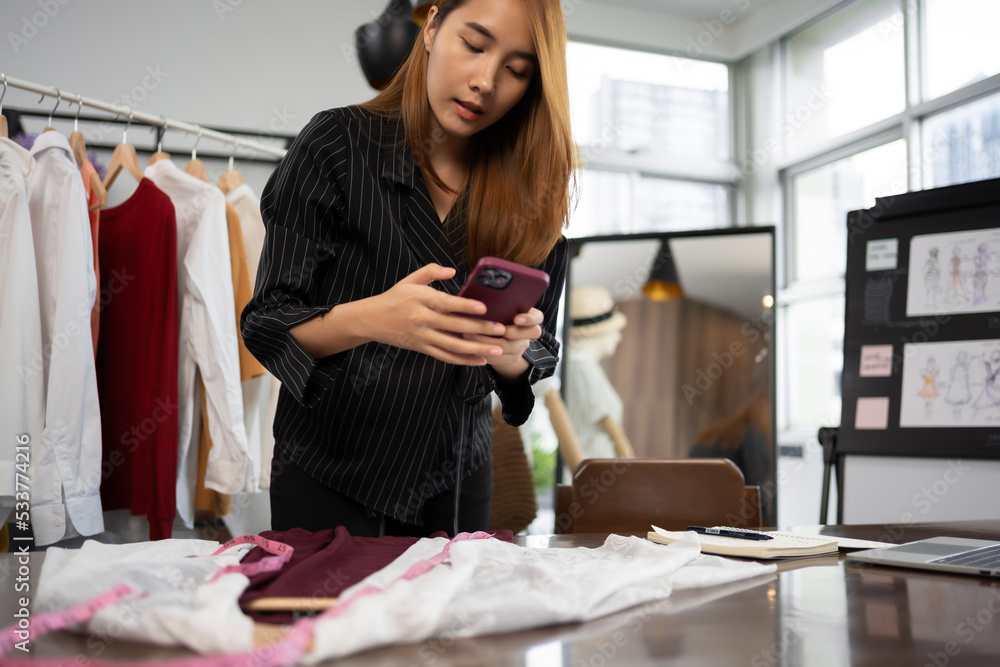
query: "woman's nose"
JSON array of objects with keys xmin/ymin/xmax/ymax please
[{"xmin": 470, "ymin": 63, "xmax": 498, "ymax": 96}]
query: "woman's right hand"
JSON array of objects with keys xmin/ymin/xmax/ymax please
[{"xmin": 361, "ymin": 264, "xmax": 507, "ymax": 366}]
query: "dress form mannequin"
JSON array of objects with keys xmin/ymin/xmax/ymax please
[{"xmin": 564, "ymin": 286, "xmax": 635, "ymax": 476}]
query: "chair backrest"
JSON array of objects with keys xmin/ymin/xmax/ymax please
[{"xmin": 553, "ymin": 458, "xmax": 762, "ymax": 534}]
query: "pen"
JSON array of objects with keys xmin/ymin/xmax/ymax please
[{"xmin": 686, "ymin": 526, "xmax": 773, "ymax": 541}]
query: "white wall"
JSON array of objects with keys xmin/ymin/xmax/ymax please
[
  {"xmin": 2, "ymin": 0, "xmax": 388, "ymax": 194},
  {"xmin": 843, "ymin": 456, "xmax": 1000, "ymax": 526}
]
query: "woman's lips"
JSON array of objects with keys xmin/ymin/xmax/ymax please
[{"xmin": 454, "ymin": 100, "xmax": 484, "ymax": 120}]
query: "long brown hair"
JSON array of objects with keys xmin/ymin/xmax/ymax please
[
  {"xmin": 359, "ymin": 0, "xmax": 577, "ymax": 267},
  {"xmin": 694, "ymin": 389, "xmax": 772, "ymax": 452}
]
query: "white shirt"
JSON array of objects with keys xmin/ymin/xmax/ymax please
[
  {"xmin": 566, "ymin": 349, "xmax": 623, "ymax": 460},
  {"xmin": 227, "ymin": 182, "xmax": 277, "ymax": 491},
  {"xmin": 145, "ymin": 160, "xmax": 248, "ymax": 526},
  {"xmin": 225, "ymin": 182, "xmax": 266, "ymax": 288},
  {"xmin": 26, "ymin": 131, "xmax": 104, "ymax": 545},
  {"xmin": 0, "ymin": 138, "xmax": 45, "ymax": 522}
]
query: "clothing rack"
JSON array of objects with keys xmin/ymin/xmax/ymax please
[
  {"xmin": 1, "ymin": 73, "xmax": 288, "ymax": 160},
  {"xmin": 6, "ymin": 107, "xmax": 292, "ymax": 165}
]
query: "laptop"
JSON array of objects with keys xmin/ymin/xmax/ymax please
[{"xmin": 846, "ymin": 537, "xmax": 1000, "ymax": 577}]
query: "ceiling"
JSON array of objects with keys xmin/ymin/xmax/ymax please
[
  {"xmin": 592, "ymin": 0, "xmax": 780, "ymax": 21},
  {"xmin": 569, "ymin": 231, "xmax": 773, "ymax": 320}
]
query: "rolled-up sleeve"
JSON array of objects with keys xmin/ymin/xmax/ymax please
[
  {"xmin": 490, "ymin": 237, "xmax": 569, "ymax": 426},
  {"xmin": 241, "ymin": 112, "xmax": 347, "ymax": 408}
]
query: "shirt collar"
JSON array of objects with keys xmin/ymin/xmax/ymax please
[
  {"xmin": 0, "ymin": 137, "xmax": 36, "ymax": 184},
  {"xmin": 378, "ymin": 115, "xmax": 419, "ymax": 191},
  {"xmin": 225, "ymin": 182, "xmax": 255, "ymax": 203},
  {"xmin": 29, "ymin": 131, "xmax": 74, "ymax": 162},
  {"xmin": 144, "ymin": 158, "xmax": 178, "ymax": 177}
]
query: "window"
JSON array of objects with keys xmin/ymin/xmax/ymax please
[
  {"xmin": 923, "ymin": 0, "xmax": 1000, "ymax": 100},
  {"xmin": 921, "ymin": 91, "xmax": 1000, "ymax": 188},
  {"xmin": 784, "ymin": 0, "xmax": 904, "ymax": 154},
  {"xmin": 791, "ymin": 140, "xmax": 908, "ymax": 282},
  {"xmin": 636, "ymin": 177, "xmax": 729, "ymax": 232},
  {"xmin": 567, "ymin": 42, "xmax": 730, "ymax": 160},
  {"xmin": 783, "ymin": 296, "xmax": 845, "ymax": 429},
  {"xmin": 566, "ymin": 42, "xmax": 732, "ymax": 237},
  {"xmin": 567, "ymin": 170, "xmax": 631, "ymax": 237}
]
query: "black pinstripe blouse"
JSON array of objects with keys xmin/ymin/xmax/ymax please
[{"xmin": 240, "ymin": 106, "xmax": 567, "ymax": 525}]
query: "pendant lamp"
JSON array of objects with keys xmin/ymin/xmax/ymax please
[
  {"xmin": 356, "ymin": 0, "xmax": 421, "ymax": 90},
  {"xmin": 642, "ymin": 241, "xmax": 684, "ymax": 301}
]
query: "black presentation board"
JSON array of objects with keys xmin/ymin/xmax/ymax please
[{"xmin": 839, "ymin": 176, "xmax": 1000, "ymax": 459}]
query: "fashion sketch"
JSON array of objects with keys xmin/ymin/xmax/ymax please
[
  {"xmin": 917, "ymin": 356, "xmax": 940, "ymax": 420},
  {"xmin": 971, "ymin": 349, "xmax": 1000, "ymax": 418},
  {"xmin": 944, "ymin": 351, "xmax": 972, "ymax": 419},
  {"xmin": 923, "ymin": 247, "xmax": 941, "ymax": 310},
  {"xmin": 946, "ymin": 246, "xmax": 969, "ymax": 305},
  {"xmin": 900, "ymin": 340, "xmax": 1000, "ymax": 427},
  {"xmin": 972, "ymin": 243, "xmax": 991, "ymax": 306}
]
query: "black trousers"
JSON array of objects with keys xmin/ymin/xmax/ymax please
[{"xmin": 269, "ymin": 456, "xmax": 493, "ymax": 538}]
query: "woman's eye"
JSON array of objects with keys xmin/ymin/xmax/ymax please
[
  {"xmin": 462, "ymin": 38, "xmax": 483, "ymax": 54},
  {"xmin": 508, "ymin": 67, "xmax": 526, "ymax": 80}
]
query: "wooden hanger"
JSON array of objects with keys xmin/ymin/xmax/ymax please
[
  {"xmin": 69, "ymin": 131, "xmax": 88, "ymax": 166},
  {"xmin": 88, "ymin": 170, "xmax": 109, "ymax": 210},
  {"xmin": 102, "ymin": 106, "xmax": 145, "ymax": 190},
  {"xmin": 0, "ymin": 74, "xmax": 8, "ymax": 139},
  {"xmin": 185, "ymin": 125, "xmax": 207, "ymax": 181},
  {"xmin": 41, "ymin": 88, "xmax": 61, "ymax": 132},
  {"xmin": 218, "ymin": 168, "xmax": 244, "ymax": 193},
  {"xmin": 69, "ymin": 100, "xmax": 89, "ymax": 165},
  {"xmin": 217, "ymin": 143, "xmax": 245, "ymax": 193},
  {"xmin": 147, "ymin": 116, "xmax": 171, "ymax": 166},
  {"xmin": 68, "ymin": 102, "xmax": 108, "ymax": 210}
]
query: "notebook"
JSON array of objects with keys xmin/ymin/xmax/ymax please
[
  {"xmin": 647, "ymin": 525, "xmax": 839, "ymax": 559},
  {"xmin": 846, "ymin": 537, "xmax": 1000, "ymax": 578}
]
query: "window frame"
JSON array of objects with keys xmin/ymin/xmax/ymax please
[
  {"xmin": 566, "ymin": 36, "xmax": 740, "ymax": 236},
  {"xmin": 774, "ymin": 0, "xmax": 1000, "ymax": 438}
]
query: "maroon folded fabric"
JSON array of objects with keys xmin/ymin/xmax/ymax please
[{"xmin": 240, "ymin": 527, "xmax": 513, "ymax": 624}]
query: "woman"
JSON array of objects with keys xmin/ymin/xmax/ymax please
[
  {"xmin": 688, "ymin": 389, "xmax": 773, "ymax": 522},
  {"xmin": 241, "ymin": 0, "xmax": 576, "ymax": 537}
]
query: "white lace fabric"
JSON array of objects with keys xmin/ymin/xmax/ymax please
[
  {"xmin": 35, "ymin": 538, "xmax": 257, "ymax": 654},
  {"xmin": 24, "ymin": 533, "xmax": 775, "ymax": 662}
]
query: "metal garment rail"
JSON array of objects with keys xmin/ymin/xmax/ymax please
[{"xmin": 1, "ymin": 73, "xmax": 288, "ymax": 159}]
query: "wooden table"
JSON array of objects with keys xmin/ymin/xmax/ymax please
[{"xmin": 3, "ymin": 521, "xmax": 1000, "ymax": 665}]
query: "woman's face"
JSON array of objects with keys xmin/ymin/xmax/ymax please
[{"xmin": 423, "ymin": 0, "xmax": 536, "ymax": 143}]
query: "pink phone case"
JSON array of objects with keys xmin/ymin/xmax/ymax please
[{"xmin": 458, "ymin": 257, "xmax": 550, "ymax": 325}]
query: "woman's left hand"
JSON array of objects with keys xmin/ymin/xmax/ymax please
[{"xmin": 465, "ymin": 308, "xmax": 544, "ymax": 382}]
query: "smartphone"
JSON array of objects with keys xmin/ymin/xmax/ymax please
[{"xmin": 457, "ymin": 256, "xmax": 550, "ymax": 325}]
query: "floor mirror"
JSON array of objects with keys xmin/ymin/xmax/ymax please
[{"xmin": 559, "ymin": 227, "xmax": 777, "ymax": 524}]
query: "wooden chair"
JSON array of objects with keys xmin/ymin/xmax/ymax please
[{"xmin": 554, "ymin": 458, "xmax": 762, "ymax": 534}]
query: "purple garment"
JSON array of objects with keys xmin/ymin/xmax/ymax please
[{"xmin": 239, "ymin": 526, "xmax": 513, "ymax": 623}]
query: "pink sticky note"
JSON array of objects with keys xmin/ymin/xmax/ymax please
[
  {"xmin": 855, "ymin": 397, "xmax": 890, "ymax": 430},
  {"xmin": 860, "ymin": 345, "xmax": 894, "ymax": 377}
]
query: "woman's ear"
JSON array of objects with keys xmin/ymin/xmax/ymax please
[{"xmin": 423, "ymin": 6, "xmax": 440, "ymax": 52}]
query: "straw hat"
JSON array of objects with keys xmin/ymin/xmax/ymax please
[{"xmin": 569, "ymin": 286, "xmax": 627, "ymax": 339}]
